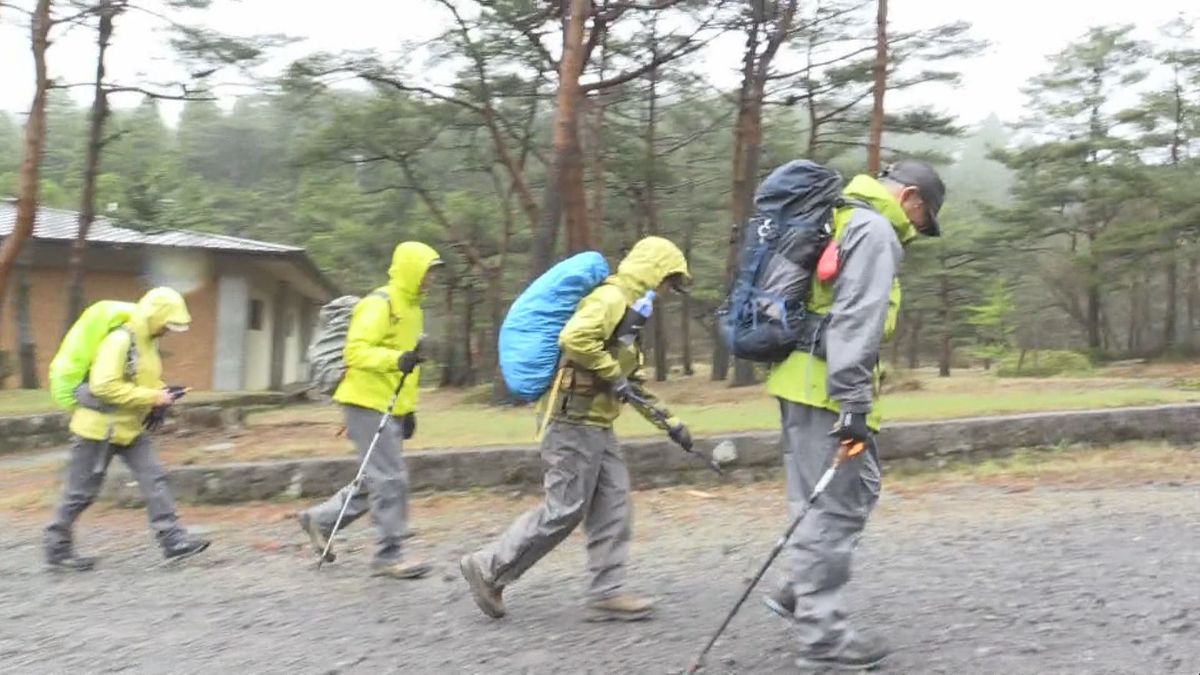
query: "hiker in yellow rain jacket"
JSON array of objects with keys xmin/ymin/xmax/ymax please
[
  {"xmin": 44, "ymin": 287, "xmax": 210, "ymax": 570},
  {"xmin": 298, "ymin": 241, "xmax": 442, "ymax": 579},
  {"xmin": 460, "ymin": 236, "xmax": 693, "ymax": 622},
  {"xmin": 762, "ymin": 159, "xmax": 945, "ymax": 671}
]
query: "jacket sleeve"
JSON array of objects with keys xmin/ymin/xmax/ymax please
[
  {"xmin": 559, "ymin": 289, "xmax": 625, "ymax": 382},
  {"xmin": 343, "ymin": 295, "xmax": 402, "ymax": 373},
  {"xmin": 89, "ymin": 330, "xmax": 161, "ymax": 408},
  {"xmin": 825, "ymin": 214, "xmax": 903, "ymax": 414}
]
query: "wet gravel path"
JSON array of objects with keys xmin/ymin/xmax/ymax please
[{"xmin": 1, "ymin": 481, "xmax": 1197, "ymax": 674}]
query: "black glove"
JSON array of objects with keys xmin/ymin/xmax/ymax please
[
  {"xmin": 401, "ymin": 413, "xmax": 416, "ymax": 440},
  {"xmin": 143, "ymin": 406, "xmax": 168, "ymax": 431},
  {"xmin": 610, "ymin": 375, "xmax": 632, "ymax": 401},
  {"xmin": 832, "ymin": 411, "xmax": 871, "ymax": 443},
  {"xmin": 668, "ymin": 423, "xmax": 693, "ymax": 451},
  {"xmin": 397, "ymin": 350, "xmax": 424, "ymax": 375},
  {"xmin": 166, "ymin": 385, "xmax": 188, "ymax": 402}
]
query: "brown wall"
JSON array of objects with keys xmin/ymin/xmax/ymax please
[{"xmin": 2, "ymin": 265, "xmax": 217, "ymax": 390}]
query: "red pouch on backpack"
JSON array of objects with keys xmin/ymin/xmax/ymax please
[{"xmin": 816, "ymin": 240, "xmax": 839, "ymax": 282}]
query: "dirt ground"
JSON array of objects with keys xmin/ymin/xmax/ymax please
[{"xmin": 1, "ymin": 460, "xmax": 1197, "ymax": 674}]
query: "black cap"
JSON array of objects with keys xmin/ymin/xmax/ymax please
[{"xmin": 879, "ymin": 159, "xmax": 945, "ymax": 237}]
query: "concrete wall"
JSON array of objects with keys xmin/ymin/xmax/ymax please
[
  {"xmin": 243, "ymin": 285, "xmax": 275, "ymax": 391},
  {"xmin": 212, "ymin": 274, "xmax": 250, "ymax": 391},
  {"xmin": 99, "ymin": 403, "xmax": 1200, "ymax": 506}
]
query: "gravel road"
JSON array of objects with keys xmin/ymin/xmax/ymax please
[{"xmin": 1, "ymin": 480, "xmax": 1197, "ymax": 674}]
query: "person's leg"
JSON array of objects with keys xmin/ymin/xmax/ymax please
[
  {"xmin": 299, "ymin": 478, "xmax": 370, "ymax": 559},
  {"xmin": 461, "ymin": 422, "xmax": 604, "ymax": 618},
  {"xmin": 118, "ymin": 434, "xmax": 209, "ymax": 559},
  {"xmin": 776, "ymin": 402, "xmax": 882, "ymax": 656},
  {"xmin": 581, "ymin": 429, "xmax": 651, "ymax": 621},
  {"xmin": 43, "ymin": 437, "xmax": 111, "ymax": 569},
  {"xmin": 340, "ymin": 405, "xmax": 424, "ymax": 577}
]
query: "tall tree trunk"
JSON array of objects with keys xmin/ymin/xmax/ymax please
[
  {"xmin": 681, "ymin": 217, "xmax": 695, "ymax": 377},
  {"xmin": 1086, "ymin": 260, "xmax": 1102, "ymax": 353},
  {"xmin": 0, "ymin": 0, "xmax": 53, "ymax": 302},
  {"xmin": 1163, "ymin": 254, "xmax": 1178, "ymax": 353},
  {"xmin": 554, "ymin": 0, "xmax": 591, "ymax": 255},
  {"xmin": 65, "ymin": 1, "xmax": 116, "ymax": 333},
  {"xmin": 462, "ymin": 283, "xmax": 476, "ymax": 386},
  {"xmin": 441, "ymin": 279, "xmax": 456, "ymax": 388},
  {"xmin": 15, "ymin": 253, "xmax": 37, "ymax": 389},
  {"xmin": 937, "ymin": 273, "xmax": 951, "ymax": 377},
  {"xmin": 589, "ymin": 28, "xmax": 609, "ymax": 254},
  {"xmin": 866, "ymin": 0, "xmax": 888, "ymax": 174},
  {"xmin": 907, "ymin": 311, "xmax": 922, "ymax": 369},
  {"xmin": 1126, "ymin": 280, "xmax": 1139, "ymax": 355},
  {"xmin": 726, "ymin": 12, "xmax": 767, "ymax": 389},
  {"xmin": 644, "ymin": 38, "xmax": 668, "ymax": 382},
  {"xmin": 1188, "ymin": 252, "xmax": 1199, "ymax": 348}
]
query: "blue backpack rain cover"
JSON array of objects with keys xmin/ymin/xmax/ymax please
[{"xmin": 499, "ymin": 251, "xmax": 610, "ymax": 401}]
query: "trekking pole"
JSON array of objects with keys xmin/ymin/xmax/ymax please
[
  {"xmin": 686, "ymin": 438, "xmax": 866, "ymax": 673},
  {"xmin": 316, "ymin": 338, "xmax": 423, "ymax": 570},
  {"xmin": 623, "ymin": 388, "xmax": 724, "ymax": 476}
]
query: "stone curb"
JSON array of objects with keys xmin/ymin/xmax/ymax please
[
  {"xmin": 0, "ymin": 393, "xmax": 284, "ymax": 456},
  {"xmin": 98, "ymin": 403, "xmax": 1200, "ymax": 507}
]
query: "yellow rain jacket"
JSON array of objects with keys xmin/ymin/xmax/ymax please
[
  {"xmin": 546, "ymin": 236, "xmax": 691, "ymax": 429},
  {"xmin": 69, "ymin": 287, "xmax": 191, "ymax": 445},
  {"xmin": 333, "ymin": 242, "xmax": 441, "ymax": 416}
]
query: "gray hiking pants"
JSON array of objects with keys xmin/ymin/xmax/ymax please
[
  {"xmin": 475, "ymin": 422, "xmax": 631, "ymax": 599},
  {"xmin": 45, "ymin": 434, "xmax": 185, "ymax": 554},
  {"xmin": 776, "ymin": 400, "xmax": 881, "ymax": 650},
  {"xmin": 305, "ymin": 404, "xmax": 410, "ymax": 563}
]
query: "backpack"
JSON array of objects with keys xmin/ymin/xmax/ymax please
[
  {"xmin": 498, "ymin": 251, "xmax": 610, "ymax": 401},
  {"xmin": 48, "ymin": 300, "xmax": 137, "ymax": 410},
  {"xmin": 717, "ymin": 160, "xmax": 850, "ymax": 363},
  {"xmin": 307, "ymin": 291, "xmax": 388, "ymax": 397}
]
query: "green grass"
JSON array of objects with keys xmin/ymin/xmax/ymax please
[{"xmin": 243, "ymin": 377, "xmax": 1200, "ymax": 451}]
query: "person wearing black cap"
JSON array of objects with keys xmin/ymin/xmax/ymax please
[{"xmin": 762, "ymin": 158, "xmax": 945, "ymax": 670}]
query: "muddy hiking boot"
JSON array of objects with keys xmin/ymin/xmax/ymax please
[
  {"xmin": 45, "ymin": 550, "xmax": 98, "ymax": 573},
  {"xmin": 459, "ymin": 554, "xmax": 506, "ymax": 619},
  {"xmin": 370, "ymin": 558, "xmax": 432, "ymax": 580},
  {"xmin": 585, "ymin": 593, "xmax": 655, "ymax": 622},
  {"xmin": 795, "ymin": 632, "xmax": 889, "ymax": 672},
  {"xmin": 162, "ymin": 536, "xmax": 211, "ymax": 562}
]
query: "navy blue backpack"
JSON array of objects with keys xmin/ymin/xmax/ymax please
[{"xmin": 717, "ymin": 160, "xmax": 847, "ymax": 363}]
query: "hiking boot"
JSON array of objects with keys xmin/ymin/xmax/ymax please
[
  {"xmin": 162, "ymin": 536, "xmax": 211, "ymax": 562},
  {"xmin": 46, "ymin": 552, "xmax": 98, "ymax": 572},
  {"xmin": 298, "ymin": 511, "xmax": 335, "ymax": 562},
  {"xmin": 796, "ymin": 632, "xmax": 889, "ymax": 672},
  {"xmin": 370, "ymin": 558, "xmax": 432, "ymax": 580},
  {"xmin": 585, "ymin": 593, "xmax": 654, "ymax": 622},
  {"xmin": 763, "ymin": 586, "xmax": 797, "ymax": 623},
  {"xmin": 459, "ymin": 554, "xmax": 506, "ymax": 618}
]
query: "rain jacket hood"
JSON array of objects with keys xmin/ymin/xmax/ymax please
[
  {"xmin": 608, "ymin": 236, "xmax": 690, "ymax": 300},
  {"xmin": 388, "ymin": 241, "xmax": 442, "ymax": 304},
  {"xmin": 134, "ymin": 287, "xmax": 191, "ymax": 336}
]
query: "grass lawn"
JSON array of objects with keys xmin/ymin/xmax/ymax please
[{"xmin": 150, "ymin": 368, "xmax": 1200, "ymax": 465}]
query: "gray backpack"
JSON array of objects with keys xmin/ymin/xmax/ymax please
[{"xmin": 307, "ymin": 291, "xmax": 387, "ymax": 396}]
